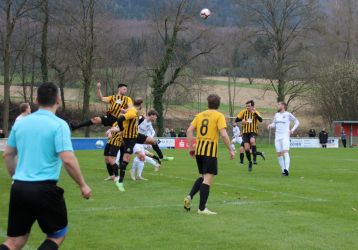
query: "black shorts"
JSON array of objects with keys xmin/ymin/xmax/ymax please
[
  {"xmin": 242, "ymin": 132, "xmax": 257, "ymax": 143},
  {"xmin": 122, "ymin": 133, "xmax": 148, "ymax": 155},
  {"xmin": 7, "ymin": 181, "xmax": 68, "ymax": 237},
  {"xmin": 196, "ymin": 155, "xmax": 218, "ymax": 175},
  {"xmin": 103, "ymin": 143, "xmax": 121, "ymax": 157},
  {"xmin": 100, "ymin": 114, "xmax": 117, "ymax": 127}
]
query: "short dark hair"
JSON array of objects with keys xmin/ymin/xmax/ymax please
[
  {"xmin": 118, "ymin": 83, "xmax": 128, "ymax": 88},
  {"xmin": 147, "ymin": 109, "xmax": 158, "ymax": 117},
  {"xmin": 134, "ymin": 98, "xmax": 143, "ymax": 106},
  {"xmin": 207, "ymin": 94, "xmax": 221, "ymax": 109},
  {"xmin": 279, "ymin": 101, "xmax": 287, "ymax": 110},
  {"xmin": 19, "ymin": 103, "xmax": 29, "ymax": 113},
  {"xmin": 246, "ymin": 100, "xmax": 255, "ymax": 106},
  {"xmin": 37, "ymin": 82, "xmax": 58, "ymax": 106}
]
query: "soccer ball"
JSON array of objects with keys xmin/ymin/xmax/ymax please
[
  {"xmin": 200, "ymin": 8, "xmax": 211, "ymax": 19},
  {"xmin": 95, "ymin": 140, "xmax": 104, "ymax": 148}
]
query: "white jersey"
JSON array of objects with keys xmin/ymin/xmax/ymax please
[
  {"xmin": 138, "ymin": 119, "xmax": 156, "ymax": 137},
  {"xmin": 233, "ymin": 126, "xmax": 241, "ymax": 138},
  {"xmin": 269, "ymin": 111, "xmax": 299, "ymax": 139}
]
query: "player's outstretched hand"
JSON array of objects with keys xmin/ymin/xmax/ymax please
[
  {"xmin": 96, "ymin": 82, "xmax": 101, "ymax": 88},
  {"xmin": 189, "ymin": 150, "xmax": 195, "ymax": 158},
  {"xmin": 81, "ymin": 184, "xmax": 92, "ymax": 199},
  {"xmin": 229, "ymin": 149, "xmax": 235, "ymax": 160}
]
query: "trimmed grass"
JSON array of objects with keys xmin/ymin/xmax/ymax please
[{"xmin": 1, "ymin": 146, "xmax": 358, "ymax": 249}]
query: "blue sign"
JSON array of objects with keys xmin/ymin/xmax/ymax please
[{"xmin": 71, "ymin": 138, "xmax": 107, "ymax": 150}]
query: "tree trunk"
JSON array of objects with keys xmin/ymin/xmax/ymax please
[
  {"xmin": 82, "ymin": 76, "xmax": 91, "ymax": 137},
  {"xmin": 152, "ymin": 74, "xmax": 165, "ymax": 136},
  {"xmin": 40, "ymin": 0, "xmax": 49, "ymax": 82},
  {"xmin": 59, "ymin": 75, "xmax": 66, "ymax": 112}
]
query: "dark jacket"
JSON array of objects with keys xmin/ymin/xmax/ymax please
[
  {"xmin": 308, "ymin": 129, "xmax": 316, "ymax": 137},
  {"xmin": 319, "ymin": 131, "xmax": 328, "ymax": 144},
  {"xmin": 178, "ymin": 132, "xmax": 186, "ymax": 137},
  {"xmin": 170, "ymin": 131, "xmax": 177, "ymax": 138}
]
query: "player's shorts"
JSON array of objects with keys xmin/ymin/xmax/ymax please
[
  {"xmin": 100, "ymin": 114, "xmax": 117, "ymax": 127},
  {"xmin": 133, "ymin": 144, "xmax": 145, "ymax": 155},
  {"xmin": 275, "ymin": 137, "xmax": 290, "ymax": 152},
  {"xmin": 7, "ymin": 180, "xmax": 68, "ymax": 237},
  {"xmin": 123, "ymin": 134, "xmax": 148, "ymax": 155},
  {"xmin": 242, "ymin": 132, "xmax": 257, "ymax": 143},
  {"xmin": 103, "ymin": 143, "xmax": 121, "ymax": 157},
  {"xmin": 196, "ymin": 155, "xmax": 218, "ymax": 175},
  {"xmin": 232, "ymin": 136, "xmax": 243, "ymax": 144}
]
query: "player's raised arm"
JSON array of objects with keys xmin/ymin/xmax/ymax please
[{"xmin": 96, "ymin": 82, "xmax": 111, "ymax": 103}]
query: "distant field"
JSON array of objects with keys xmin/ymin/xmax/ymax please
[
  {"xmin": 1, "ymin": 146, "xmax": 358, "ymax": 249},
  {"xmin": 202, "ymin": 79, "xmax": 269, "ymax": 90}
]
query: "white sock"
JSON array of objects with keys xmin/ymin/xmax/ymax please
[
  {"xmin": 137, "ymin": 162, "xmax": 145, "ymax": 177},
  {"xmin": 145, "ymin": 156, "xmax": 157, "ymax": 168},
  {"xmin": 231, "ymin": 144, "xmax": 236, "ymax": 151},
  {"xmin": 278, "ymin": 156, "xmax": 285, "ymax": 172},
  {"xmin": 115, "ymin": 150, "xmax": 121, "ymax": 165},
  {"xmin": 284, "ymin": 152, "xmax": 290, "ymax": 171}
]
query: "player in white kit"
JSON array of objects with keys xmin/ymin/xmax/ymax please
[
  {"xmin": 268, "ymin": 102, "xmax": 299, "ymax": 176},
  {"xmin": 231, "ymin": 122, "xmax": 242, "ymax": 152}
]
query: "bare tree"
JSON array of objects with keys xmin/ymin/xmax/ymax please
[
  {"xmin": 40, "ymin": 0, "xmax": 49, "ymax": 82},
  {"xmin": 240, "ymin": 0, "xmax": 318, "ymax": 104},
  {"xmin": 149, "ymin": 0, "xmax": 216, "ymax": 134}
]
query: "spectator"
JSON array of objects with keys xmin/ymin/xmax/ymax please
[
  {"xmin": 308, "ymin": 128, "xmax": 316, "ymax": 137},
  {"xmin": 341, "ymin": 127, "xmax": 347, "ymax": 148},
  {"xmin": 319, "ymin": 128, "xmax": 328, "ymax": 148},
  {"xmin": 0, "ymin": 129, "xmax": 5, "ymax": 139},
  {"xmin": 170, "ymin": 128, "xmax": 177, "ymax": 138},
  {"xmin": 162, "ymin": 128, "xmax": 171, "ymax": 138},
  {"xmin": 178, "ymin": 128, "xmax": 186, "ymax": 137},
  {"xmin": 15, "ymin": 102, "xmax": 31, "ymax": 122}
]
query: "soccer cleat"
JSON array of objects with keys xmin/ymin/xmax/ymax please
[
  {"xmin": 253, "ymin": 161, "xmax": 258, "ymax": 165},
  {"xmin": 260, "ymin": 152, "xmax": 266, "ymax": 161},
  {"xmin": 104, "ymin": 176, "xmax": 114, "ymax": 181},
  {"xmin": 115, "ymin": 181, "xmax": 125, "ymax": 192},
  {"xmin": 161, "ymin": 156, "xmax": 174, "ymax": 161},
  {"xmin": 184, "ymin": 196, "xmax": 191, "ymax": 212},
  {"xmin": 155, "ymin": 164, "xmax": 161, "ymax": 172},
  {"xmin": 197, "ymin": 208, "xmax": 217, "ymax": 215},
  {"xmin": 136, "ymin": 176, "xmax": 148, "ymax": 181},
  {"xmin": 248, "ymin": 162, "xmax": 253, "ymax": 172},
  {"xmin": 283, "ymin": 169, "xmax": 289, "ymax": 176}
]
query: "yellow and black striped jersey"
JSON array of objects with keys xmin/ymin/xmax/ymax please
[
  {"xmin": 106, "ymin": 95, "xmax": 133, "ymax": 118},
  {"xmin": 122, "ymin": 107, "xmax": 139, "ymax": 139},
  {"xmin": 191, "ymin": 109, "xmax": 227, "ymax": 158},
  {"xmin": 236, "ymin": 109, "xmax": 262, "ymax": 134},
  {"xmin": 107, "ymin": 122, "xmax": 123, "ymax": 147}
]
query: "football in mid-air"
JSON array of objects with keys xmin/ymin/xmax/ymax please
[
  {"xmin": 95, "ymin": 140, "xmax": 104, "ymax": 148},
  {"xmin": 200, "ymin": 8, "xmax": 211, "ymax": 19}
]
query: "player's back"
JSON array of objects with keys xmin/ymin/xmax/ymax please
[{"xmin": 193, "ymin": 109, "xmax": 226, "ymax": 157}]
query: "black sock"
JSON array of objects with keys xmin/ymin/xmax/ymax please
[
  {"xmin": 119, "ymin": 161, "xmax": 128, "ymax": 182},
  {"xmin": 240, "ymin": 153, "xmax": 244, "ymax": 163},
  {"xmin": 189, "ymin": 177, "xmax": 203, "ymax": 199},
  {"xmin": 72, "ymin": 120, "xmax": 93, "ymax": 130},
  {"xmin": 199, "ymin": 183, "xmax": 210, "ymax": 211},
  {"xmin": 38, "ymin": 239, "xmax": 59, "ymax": 250},
  {"xmin": 256, "ymin": 151, "xmax": 262, "ymax": 156},
  {"xmin": 0, "ymin": 244, "xmax": 10, "ymax": 250},
  {"xmin": 245, "ymin": 150, "xmax": 252, "ymax": 163},
  {"xmin": 152, "ymin": 143, "xmax": 163, "ymax": 159},
  {"xmin": 112, "ymin": 163, "xmax": 119, "ymax": 177},
  {"xmin": 106, "ymin": 163, "xmax": 113, "ymax": 176},
  {"xmin": 252, "ymin": 145, "xmax": 257, "ymax": 161},
  {"xmin": 151, "ymin": 155, "xmax": 161, "ymax": 164}
]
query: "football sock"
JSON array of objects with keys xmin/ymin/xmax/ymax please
[
  {"xmin": 137, "ymin": 162, "xmax": 145, "ymax": 177},
  {"xmin": 231, "ymin": 144, "xmax": 236, "ymax": 151},
  {"xmin": 284, "ymin": 152, "xmax": 290, "ymax": 171},
  {"xmin": 106, "ymin": 163, "xmax": 113, "ymax": 176},
  {"xmin": 112, "ymin": 163, "xmax": 119, "ymax": 177},
  {"xmin": 252, "ymin": 145, "xmax": 257, "ymax": 161},
  {"xmin": 145, "ymin": 156, "xmax": 157, "ymax": 167},
  {"xmin": 38, "ymin": 239, "xmax": 59, "ymax": 250},
  {"xmin": 240, "ymin": 153, "xmax": 244, "ymax": 163},
  {"xmin": 0, "ymin": 244, "xmax": 10, "ymax": 250},
  {"xmin": 245, "ymin": 150, "xmax": 252, "ymax": 163},
  {"xmin": 199, "ymin": 183, "xmax": 210, "ymax": 211},
  {"xmin": 151, "ymin": 154, "xmax": 161, "ymax": 164},
  {"xmin": 256, "ymin": 151, "xmax": 263, "ymax": 156},
  {"xmin": 72, "ymin": 120, "xmax": 93, "ymax": 130},
  {"xmin": 189, "ymin": 177, "xmax": 203, "ymax": 199},
  {"xmin": 119, "ymin": 161, "xmax": 128, "ymax": 182},
  {"xmin": 152, "ymin": 143, "xmax": 164, "ymax": 159},
  {"xmin": 278, "ymin": 156, "xmax": 285, "ymax": 172}
]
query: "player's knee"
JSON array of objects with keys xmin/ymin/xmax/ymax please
[{"xmin": 5, "ymin": 237, "xmax": 27, "ymax": 250}]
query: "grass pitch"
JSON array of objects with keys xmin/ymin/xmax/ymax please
[{"xmin": 1, "ymin": 146, "xmax": 358, "ymax": 250}]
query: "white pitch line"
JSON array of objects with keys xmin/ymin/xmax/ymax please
[{"xmin": 146, "ymin": 172, "xmax": 329, "ymax": 203}]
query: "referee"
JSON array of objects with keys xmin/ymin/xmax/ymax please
[{"xmin": 1, "ymin": 82, "xmax": 91, "ymax": 250}]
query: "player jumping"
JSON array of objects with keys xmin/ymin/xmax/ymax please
[{"xmin": 268, "ymin": 102, "xmax": 299, "ymax": 176}]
